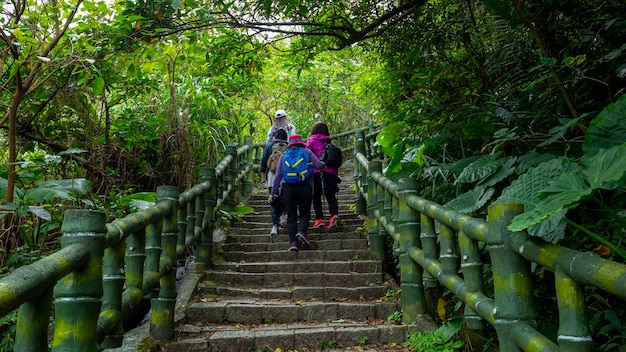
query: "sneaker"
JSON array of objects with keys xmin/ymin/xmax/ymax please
[
  {"xmin": 312, "ymin": 219, "xmax": 326, "ymax": 229},
  {"xmin": 328, "ymin": 214, "xmax": 340, "ymax": 232},
  {"xmin": 280, "ymin": 214, "xmax": 287, "ymax": 227},
  {"xmin": 296, "ymin": 232, "xmax": 311, "ymax": 250},
  {"xmin": 288, "ymin": 241, "xmax": 298, "ymax": 252},
  {"xmin": 270, "ymin": 225, "xmax": 279, "ymax": 236}
]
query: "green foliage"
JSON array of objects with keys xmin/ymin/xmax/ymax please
[
  {"xmin": 319, "ymin": 339, "xmax": 338, "ymax": 348},
  {"xmin": 0, "ymin": 149, "xmax": 94, "ymax": 268},
  {"xmin": 387, "ymin": 310, "xmax": 402, "ymax": 323},
  {"xmin": 497, "ymin": 97, "xmax": 626, "ymax": 243},
  {"xmin": 445, "ymin": 187, "xmax": 495, "ymax": 215},
  {"xmin": 404, "ymin": 317, "xmax": 464, "ymax": 351},
  {"xmin": 587, "ymin": 290, "xmax": 626, "ymax": 351},
  {"xmin": 0, "ymin": 311, "xmax": 16, "ymax": 352},
  {"xmin": 359, "ymin": 336, "xmax": 369, "ymax": 345}
]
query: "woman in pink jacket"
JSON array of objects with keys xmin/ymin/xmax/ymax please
[{"xmin": 306, "ymin": 122, "xmax": 341, "ymax": 232}]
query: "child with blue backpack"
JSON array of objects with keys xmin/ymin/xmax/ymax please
[{"xmin": 269, "ymin": 134, "xmax": 326, "ymax": 251}]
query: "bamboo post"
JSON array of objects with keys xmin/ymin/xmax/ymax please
[
  {"xmin": 124, "ymin": 228, "xmax": 147, "ymax": 313},
  {"xmin": 100, "ymin": 239, "xmax": 126, "ymax": 348},
  {"xmin": 216, "ymin": 167, "xmax": 225, "ymax": 211},
  {"xmin": 419, "ymin": 213, "xmax": 439, "ymax": 289},
  {"xmin": 398, "ymin": 178, "xmax": 426, "ymax": 323},
  {"xmin": 177, "ymin": 203, "xmax": 189, "ymax": 261},
  {"xmin": 555, "ymin": 266, "xmax": 592, "ymax": 352},
  {"xmin": 193, "ymin": 183, "xmax": 205, "ymax": 248},
  {"xmin": 354, "ymin": 130, "xmax": 367, "ymax": 215},
  {"xmin": 226, "ymin": 145, "xmax": 238, "ymax": 212},
  {"xmin": 458, "ymin": 230, "xmax": 485, "ymax": 330},
  {"xmin": 368, "ymin": 161, "xmax": 384, "ymax": 259},
  {"xmin": 197, "ymin": 167, "xmax": 216, "ymax": 272},
  {"xmin": 488, "ymin": 203, "xmax": 536, "ymax": 352},
  {"xmin": 51, "ymin": 210, "xmax": 106, "ymax": 352},
  {"xmin": 241, "ymin": 136, "xmax": 254, "ymax": 198},
  {"xmin": 384, "ymin": 183, "xmax": 394, "ymax": 227},
  {"xmin": 144, "ymin": 219, "xmax": 162, "ymax": 299},
  {"xmin": 150, "ymin": 186, "xmax": 179, "ymax": 341},
  {"xmin": 183, "ymin": 200, "xmax": 195, "ymax": 254},
  {"xmin": 15, "ymin": 285, "xmax": 53, "ymax": 352},
  {"xmin": 438, "ymin": 223, "xmax": 458, "ymax": 276},
  {"xmin": 365, "ymin": 122, "xmax": 374, "ymax": 159}
]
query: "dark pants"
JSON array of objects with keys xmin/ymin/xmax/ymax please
[
  {"xmin": 312, "ymin": 172, "xmax": 339, "ymax": 219},
  {"xmin": 268, "ymin": 186, "xmax": 283, "ymax": 227},
  {"xmin": 281, "ymin": 182, "xmax": 313, "ymax": 242}
]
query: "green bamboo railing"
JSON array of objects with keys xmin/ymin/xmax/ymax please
[
  {"xmin": 0, "ymin": 138, "xmax": 264, "ymax": 351},
  {"xmin": 352, "ymin": 129, "xmax": 626, "ymax": 352},
  {"xmin": 3, "ymin": 125, "xmax": 623, "ymax": 352}
]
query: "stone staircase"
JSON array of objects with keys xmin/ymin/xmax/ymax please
[{"xmin": 165, "ymin": 171, "xmax": 415, "ymax": 352}]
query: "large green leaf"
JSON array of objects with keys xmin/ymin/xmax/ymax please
[
  {"xmin": 0, "ymin": 177, "xmax": 23, "ymax": 199},
  {"xmin": 582, "ymin": 143, "xmax": 626, "ymax": 189},
  {"xmin": 509, "ymin": 172, "xmax": 592, "ymax": 232},
  {"xmin": 583, "ymin": 93, "xmax": 626, "ymax": 157},
  {"xmin": 445, "ymin": 187, "xmax": 495, "ymax": 214},
  {"xmin": 444, "ymin": 155, "xmax": 482, "ymax": 177},
  {"xmin": 25, "ymin": 188, "xmax": 74, "ymax": 203},
  {"xmin": 37, "ymin": 179, "xmax": 91, "ymax": 196},
  {"xmin": 478, "ymin": 156, "xmax": 517, "ymax": 188},
  {"xmin": 455, "ymin": 154, "xmax": 503, "ymax": 185},
  {"xmin": 527, "ymin": 209, "xmax": 567, "ymax": 244},
  {"xmin": 516, "ymin": 151, "xmax": 558, "ymax": 174},
  {"xmin": 28, "ymin": 206, "xmax": 52, "ymax": 221},
  {"xmin": 497, "ymin": 157, "xmax": 579, "ymax": 207},
  {"xmin": 497, "ymin": 157, "xmax": 583, "ymax": 235}
]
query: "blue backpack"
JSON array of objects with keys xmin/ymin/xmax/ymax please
[{"xmin": 282, "ymin": 147, "xmax": 313, "ymax": 183}]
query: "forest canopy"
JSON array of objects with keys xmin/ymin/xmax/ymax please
[{"xmin": 0, "ymin": 0, "xmax": 625, "ymax": 253}]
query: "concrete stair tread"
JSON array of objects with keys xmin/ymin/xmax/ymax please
[
  {"xmin": 184, "ymin": 299, "xmax": 401, "ymax": 325},
  {"xmin": 212, "ymin": 259, "xmax": 381, "ymax": 272},
  {"xmin": 197, "ymin": 285, "xmax": 392, "ymax": 302},
  {"xmin": 166, "ymin": 320, "xmax": 414, "ymax": 352},
  {"xmin": 220, "ymin": 249, "xmax": 376, "ymax": 262},
  {"xmin": 204, "ymin": 271, "xmax": 383, "ymax": 289}
]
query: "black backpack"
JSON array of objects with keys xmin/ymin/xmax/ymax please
[{"xmin": 320, "ymin": 140, "xmax": 342, "ymax": 169}]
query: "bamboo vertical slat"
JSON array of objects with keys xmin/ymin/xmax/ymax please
[
  {"xmin": 51, "ymin": 210, "xmax": 106, "ymax": 352},
  {"xmin": 197, "ymin": 167, "xmax": 216, "ymax": 272},
  {"xmin": 368, "ymin": 161, "xmax": 384, "ymax": 260},
  {"xmin": 150, "ymin": 186, "xmax": 179, "ymax": 341},
  {"xmin": 397, "ymin": 178, "xmax": 426, "ymax": 323},
  {"xmin": 488, "ymin": 203, "xmax": 536, "ymax": 352}
]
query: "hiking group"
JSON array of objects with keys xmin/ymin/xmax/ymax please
[{"xmin": 260, "ymin": 109, "xmax": 343, "ymax": 252}]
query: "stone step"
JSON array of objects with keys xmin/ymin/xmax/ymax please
[
  {"xmin": 221, "ymin": 248, "xmax": 375, "ymax": 262},
  {"xmin": 184, "ymin": 299, "xmax": 400, "ymax": 325},
  {"xmin": 212, "ymin": 260, "xmax": 381, "ymax": 273},
  {"xmin": 227, "ymin": 222, "xmax": 363, "ymax": 235},
  {"xmin": 240, "ymin": 212, "xmax": 360, "ymax": 223},
  {"xmin": 166, "ymin": 320, "xmax": 412, "ymax": 352},
  {"xmin": 225, "ymin": 229, "xmax": 364, "ymax": 244},
  {"xmin": 222, "ymin": 237, "xmax": 369, "ymax": 252},
  {"xmin": 204, "ymin": 271, "xmax": 383, "ymax": 289},
  {"xmin": 198, "ymin": 284, "xmax": 391, "ymax": 302}
]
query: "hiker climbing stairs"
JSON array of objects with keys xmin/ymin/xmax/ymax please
[{"xmin": 165, "ymin": 167, "xmax": 411, "ymax": 351}]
